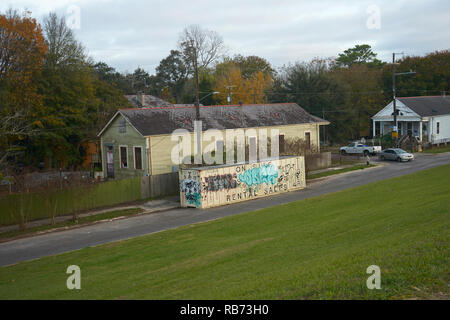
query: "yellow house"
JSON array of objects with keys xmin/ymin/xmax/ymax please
[{"xmin": 98, "ymin": 103, "xmax": 329, "ymax": 179}]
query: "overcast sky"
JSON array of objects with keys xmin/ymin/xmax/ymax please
[{"xmin": 2, "ymin": 0, "xmax": 449, "ymax": 74}]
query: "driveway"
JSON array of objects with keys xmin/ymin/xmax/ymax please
[{"xmin": 0, "ymin": 152, "xmax": 448, "ymax": 267}]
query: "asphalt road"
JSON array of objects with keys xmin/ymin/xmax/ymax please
[{"xmin": 1, "ymin": 152, "xmax": 449, "ymax": 267}]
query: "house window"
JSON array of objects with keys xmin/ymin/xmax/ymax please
[
  {"xmin": 119, "ymin": 146, "xmax": 128, "ymax": 168},
  {"xmin": 437, "ymin": 122, "xmax": 440, "ymax": 134},
  {"xmin": 279, "ymin": 134, "xmax": 285, "ymax": 154},
  {"xmin": 119, "ymin": 119, "xmax": 126, "ymax": 133},
  {"xmin": 134, "ymin": 146, "xmax": 143, "ymax": 170},
  {"xmin": 305, "ymin": 132, "xmax": 311, "ymax": 150}
]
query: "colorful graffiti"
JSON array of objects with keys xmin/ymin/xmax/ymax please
[
  {"xmin": 180, "ymin": 179, "xmax": 201, "ymax": 207},
  {"xmin": 238, "ymin": 163, "xmax": 278, "ymax": 187},
  {"xmin": 204, "ymin": 173, "xmax": 238, "ymax": 191},
  {"xmin": 180, "ymin": 156, "xmax": 305, "ymax": 209}
]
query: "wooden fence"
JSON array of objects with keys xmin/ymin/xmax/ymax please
[{"xmin": 141, "ymin": 172, "xmax": 179, "ymax": 199}]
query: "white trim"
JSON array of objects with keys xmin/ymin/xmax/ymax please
[
  {"xmin": 97, "ymin": 111, "xmax": 120, "ymax": 137},
  {"xmin": 372, "ymin": 99, "xmax": 421, "ymax": 120},
  {"xmin": 97, "ymin": 111, "xmax": 145, "ymax": 137},
  {"xmin": 133, "ymin": 146, "xmax": 143, "ymax": 170},
  {"xmin": 119, "ymin": 145, "xmax": 128, "ymax": 168}
]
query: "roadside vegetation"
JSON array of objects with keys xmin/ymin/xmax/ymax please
[
  {"xmin": 423, "ymin": 146, "xmax": 450, "ymax": 154},
  {"xmin": 0, "ymin": 177, "xmax": 142, "ymax": 227},
  {"xmin": 0, "ymin": 208, "xmax": 143, "ymax": 242},
  {"xmin": 307, "ymin": 164, "xmax": 376, "ymax": 180},
  {"xmin": 0, "ymin": 164, "xmax": 448, "ymax": 299}
]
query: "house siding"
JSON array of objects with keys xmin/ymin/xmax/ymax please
[
  {"xmin": 149, "ymin": 123, "xmax": 320, "ymax": 175},
  {"xmin": 430, "ymin": 114, "xmax": 450, "ymax": 142},
  {"xmin": 101, "ymin": 114, "xmax": 148, "ymax": 179}
]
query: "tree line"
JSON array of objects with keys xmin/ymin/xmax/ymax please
[{"xmin": 1, "ymin": 9, "xmax": 449, "ymax": 175}]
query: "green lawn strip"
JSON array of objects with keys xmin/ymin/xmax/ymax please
[
  {"xmin": 422, "ymin": 146, "xmax": 450, "ymax": 154},
  {"xmin": 0, "ymin": 165, "xmax": 449, "ymax": 299},
  {"xmin": 331, "ymin": 158, "xmax": 363, "ymax": 166},
  {"xmin": 0, "ymin": 208, "xmax": 143, "ymax": 241},
  {"xmin": 307, "ymin": 164, "xmax": 377, "ymax": 180}
]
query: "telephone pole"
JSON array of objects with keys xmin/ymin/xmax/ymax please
[
  {"xmin": 392, "ymin": 52, "xmax": 416, "ymax": 146},
  {"xmin": 225, "ymin": 85, "xmax": 236, "ymax": 104}
]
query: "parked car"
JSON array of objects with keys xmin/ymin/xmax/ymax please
[
  {"xmin": 340, "ymin": 142, "xmax": 382, "ymax": 156},
  {"xmin": 379, "ymin": 148, "xmax": 414, "ymax": 162}
]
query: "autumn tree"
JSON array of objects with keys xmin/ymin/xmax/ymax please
[
  {"xmin": 231, "ymin": 54, "xmax": 275, "ymax": 79},
  {"xmin": 0, "ymin": 9, "xmax": 46, "ymax": 112},
  {"xmin": 212, "ymin": 55, "xmax": 274, "ymax": 105},
  {"xmin": 0, "ymin": 9, "xmax": 47, "ymax": 171},
  {"xmin": 381, "ymin": 50, "xmax": 450, "ymax": 99},
  {"xmin": 214, "ymin": 66, "xmax": 272, "ymax": 104},
  {"xmin": 268, "ymin": 59, "xmax": 350, "ymax": 143},
  {"xmin": 333, "ymin": 64, "xmax": 384, "ymax": 138}
]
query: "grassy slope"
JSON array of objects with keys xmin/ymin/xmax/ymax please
[{"xmin": 0, "ymin": 165, "xmax": 449, "ymax": 300}]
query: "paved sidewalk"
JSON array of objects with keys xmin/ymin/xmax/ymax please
[{"xmin": 0, "ymin": 196, "xmax": 180, "ymax": 233}]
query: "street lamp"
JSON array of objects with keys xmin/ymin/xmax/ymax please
[
  {"xmin": 392, "ymin": 52, "xmax": 416, "ymax": 145},
  {"xmin": 199, "ymin": 91, "xmax": 220, "ymax": 104},
  {"xmin": 194, "ymin": 91, "xmax": 219, "ymax": 165}
]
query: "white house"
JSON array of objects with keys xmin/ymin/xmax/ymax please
[{"xmin": 372, "ymin": 96, "xmax": 450, "ymax": 144}]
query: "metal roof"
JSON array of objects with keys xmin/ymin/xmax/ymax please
[
  {"xmin": 397, "ymin": 96, "xmax": 450, "ymax": 117},
  {"xmin": 115, "ymin": 103, "xmax": 329, "ymax": 136}
]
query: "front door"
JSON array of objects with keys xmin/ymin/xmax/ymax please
[{"xmin": 106, "ymin": 145, "xmax": 114, "ymax": 178}]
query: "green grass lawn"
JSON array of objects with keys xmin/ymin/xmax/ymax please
[
  {"xmin": 1, "ymin": 165, "xmax": 449, "ymax": 300},
  {"xmin": 423, "ymin": 146, "xmax": 450, "ymax": 154}
]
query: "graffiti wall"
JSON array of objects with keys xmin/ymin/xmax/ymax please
[{"xmin": 179, "ymin": 156, "xmax": 305, "ymax": 208}]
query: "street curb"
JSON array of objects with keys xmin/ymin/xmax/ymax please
[
  {"xmin": 307, "ymin": 163, "xmax": 386, "ymax": 183},
  {"xmin": 0, "ymin": 205, "xmax": 179, "ymax": 244}
]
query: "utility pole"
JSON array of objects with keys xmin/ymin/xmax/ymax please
[
  {"xmin": 193, "ymin": 43, "xmax": 200, "ymax": 120},
  {"xmin": 322, "ymin": 107, "xmax": 326, "ymax": 146},
  {"xmin": 392, "ymin": 52, "xmax": 416, "ymax": 146},
  {"xmin": 225, "ymin": 85, "xmax": 236, "ymax": 104},
  {"xmin": 392, "ymin": 53, "xmax": 398, "ymax": 143}
]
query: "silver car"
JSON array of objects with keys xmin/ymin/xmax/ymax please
[{"xmin": 379, "ymin": 148, "xmax": 414, "ymax": 162}]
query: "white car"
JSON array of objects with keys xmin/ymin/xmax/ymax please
[
  {"xmin": 340, "ymin": 142, "xmax": 382, "ymax": 156},
  {"xmin": 379, "ymin": 148, "xmax": 414, "ymax": 162}
]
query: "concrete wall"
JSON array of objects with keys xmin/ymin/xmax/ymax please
[
  {"xmin": 179, "ymin": 156, "xmax": 305, "ymax": 209},
  {"xmin": 101, "ymin": 114, "xmax": 148, "ymax": 180},
  {"xmin": 150, "ymin": 123, "xmax": 320, "ymax": 175},
  {"xmin": 305, "ymin": 152, "xmax": 331, "ymax": 172}
]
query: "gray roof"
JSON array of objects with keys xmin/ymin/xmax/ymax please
[
  {"xmin": 117, "ymin": 103, "xmax": 329, "ymax": 136},
  {"xmin": 398, "ymin": 96, "xmax": 450, "ymax": 117}
]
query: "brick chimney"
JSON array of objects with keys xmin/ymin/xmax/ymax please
[{"xmin": 137, "ymin": 92, "xmax": 145, "ymax": 107}]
